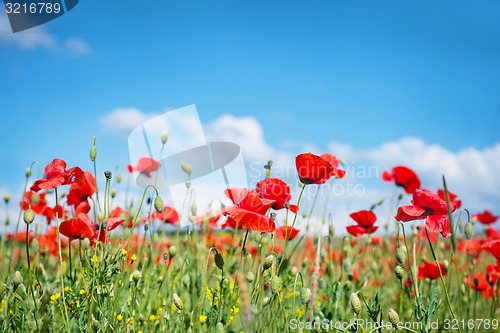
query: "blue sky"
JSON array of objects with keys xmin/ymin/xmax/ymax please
[{"xmin": 1, "ymin": 0, "xmax": 499, "ymax": 218}]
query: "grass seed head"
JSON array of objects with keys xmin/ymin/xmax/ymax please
[{"xmin": 300, "ymin": 287, "xmax": 311, "ymax": 305}]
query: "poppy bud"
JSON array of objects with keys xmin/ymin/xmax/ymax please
[
  {"xmin": 98, "ymin": 212, "xmax": 105, "ymax": 223},
  {"xmin": 395, "ymin": 266, "xmax": 404, "ymax": 280},
  {"xmin": 302, "ymin": 211, "xmax": 307, "ymax": 219},
  {"xmin": 398, "ymin": 193, "xmax": 404, "ymax": 200},
  {"xmin": 246, "ymin": 272, "xmax": 255, "ymax": 283},
  {"xmin": 180, "ymin": 161, "xmax": 192, "ymax": 177},
  {"xmin": 168, "ymin": 246, "xmax": 177, "ymax": 259},
  {"xmin": 461, "ymin": 283, "xmax": 466, "ymax": 295},
  {"xmin": 161, "ymin": 131, "xmax": 169, "ymax": 145},
  {"xmin": 24, "ymin": 207, "xmax": 35, "ymax": 225},
  {"xmin": 349, "ymin": 292, "xmax": 361, "ymax": 315},
  {"xmin": 104, "ymin": 171, "xmax": 112, "ymax": 180},
  {"xmin": 173, "ymin": 293, "xmax": 183, "ymax": 311},
  {"xmin": 185, "ymin": 181, "xmax": 191, "ymax": 189},
  {"xmin": 342, "ymin": 258, "xmax": 351, "ymax": 272},
  {"xmin": 154, "ymin": 196, "xmax": 164, "ymax": 213},
  {"xmin": 26, "ymin": 167, "xmax": 31, "ymax": 177},
  {"xmin": 464, "ymin": 222, "xmax": 474, "ymax": 240},
  {"xmin": 270, "ymin": 275, "xmax": 280, "ymax": 294},
  {"xmin": 215, "ymin": 322, "xmax": 225, "ymax": 333},
  {"xmin": 263, "ymin": 255, "xmax": 274, "ymax": 271},
  {"xmin": 4, "ymin": 194, "xmax": 10, "ymax": 203},
  {"xmin": 182, "ymin": 274, "xmax": 191, "ymax": 288},
  {"xmin": 214, "ymin": 253, "xmax": 224, "ymax": 270},
  {"xmin": 13, "ymin": 271, "xmax": 23, "ymax": 286},
  {"xmin": 329, "ymin": 225, "xmax": 335, "ymax": 237},
  {"xmin": 395, "ymin": 247, "xmax": 406, "ymax": 265},
  {"xmin": 388, "ymin": 309, "xmax": 399, "ymax": 327},
  {"xmin": 90, "ymin": 145, "xmax": 97, "ymax": 161},
  {"xmin": 285, "ymin": 202, "xmax": 290, "ymax": 210},
  {"xmin": 111, "ymin": 189, "xmax": 116, "ymax": 198},
  {"xmin": 116, "ymin": 173, "xmax": 122, "ymax": 183},
  {"xmin": 31, "ymin": 238, "xmax": 39, "ymax": 252},
  {"xmin": 443, "ymin": 260, "xmax": 449, "ymax": 272},
  {"xmin": 473, "ymin": 278, "xmax": 479, "ymax": 288},
  {"xmin": 300, "ymin": 287, "xmax": 311, "ymax": 305},
  {"xmin": 82, "ymin": 238, "xmax": 90, "ymax": 249},
  {"xmin": 5, "ymin": 217, "xmax": 9, "ymax": 226},
  {"xmin": 132, "ymin": 270, "xmax": 141, "ymax": 282},
  {"xmin": 265, "ymin": 167, "xmax": 271, "ymax": 179},
  {"xmin": 129, "ymin": 205, "xmax": 136, "ymax": 219},
  {"xmin": 270, "ymin": 212, "xmax": 276, "ymax": 221},
  {"xmin": 191, "ymin": 203, "xmax": 197, "ymax": 215}
]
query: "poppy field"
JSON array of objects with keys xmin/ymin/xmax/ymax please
[{"xmin": 1, "ymin": 139, "xmax": 499, "ymax": 333}]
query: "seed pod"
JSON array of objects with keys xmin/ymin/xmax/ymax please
[
  {"xmin": 168, "ymin": 246, "xmax": 177, "ymax": 259},
  {"xmin": 173, "ymin": 293, "xmax": 183, "ymax": 311},
  {"xmin": 388, "ymin": 309, "xmax": 399, "ymax": 327},
  {"xmin": 90, "ymin": 145, "xmax": 97, "ymax": 161},
  {"xmin": 215, "ymin": 322, "xmax": 225, "ymax": 333},
  {"xmin": 161, "ymin": 131, "xmax": 169, "ymax": 145},
  {"xmin": 24, "ymin": 207, "xmax": 35, "ymax": 225},
  {"xmin": 214, "ymin": 253, "xmax": 224, "ymax": 270},
  {"xmin": 300, "ymin": 287, "xmax": 311, "ymax": 305},
  {"xmin": 349, "ymin": 292, "xmax": 361, "ymax": 315},
  {"xmin": 154, "ymin": 196, "xmax": 164, "ymax": 213},
  {"xmin": 270, "ymin": 276, "xmax": 280, "ymax": 294},
  {"xmin": 104, "ymin": 171, "xmax": 112, "ymax": 180},
  {"xmin": 395, "ymin": 247, "xmax": 406, "ymax": 265},
  {"xmin": 395, "ymin": 265, "xmax": 405, "ymax": 280},
  {"xmin": 263, "ymin": 255, "xmax": 274, "ymax": 271},
  {"xmin": 464, "ymin": 222, "xmax": 474, "ymax": 240}
]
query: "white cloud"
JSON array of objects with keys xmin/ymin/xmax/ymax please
[
  {"xmin": 0, "ymin": 15, "xmax": 90, "ymax": 55},
  {"xmin": 99, "ymin": 108, "xmax": 159, "ymax": 134}
]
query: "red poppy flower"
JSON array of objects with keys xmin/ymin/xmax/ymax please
[
  {"xmin": 256, "ymin": 178, "xmax": 291, "ymax": 210},
  {"xmin": 127, "ymin": 157, "xmax": 161, "ymax": 178},
  {"xmin": 482, "ymin": 239, "xmax": 500, "ymax": 260},
  {"xmin": 75, "ymin": 200, "xmax": 91, "ymax": 217},
  {"xmin": 221, "ymin": 190, "xmax": 276, "ymax": 233},
  {"xmin": 155, "ymin": 206, "xmax": 179, "ymax": 224},
  {"xmin": 382, "ymin": 166, "xmax": 420, "ymax": 194},
  {"xmin": 417, "ymin": 261, "xmax": 446, "ymax": 280},
  {"xmin": 60, "ymin": 213, "xmax": 96, "ymax": 241},
  {"xmin": 66, "ymin": 171, "xmax": 96, "ymax": 206},
  {"xmin": 437, "ymin": 189, "xmax": 462, "ymax": 209},
  {"xmin": 224, "ymin": 187, "xmax": 251, "ymax": 205},
  {"xmin": 30, "ymin": 159, "xmax": 84, "ymax": 192},
  {"xmin": 346, "ymin": 210, "xmax": 378, "ymax": 237},
  {"xmin": 43, "ymin": 205, "xmax": 65, "ymax": 224},
  {"xmin": 486, "ymin": 227, "xmax": 500, "ymax": 240},
  {"xmin": 275, "ymin": 226, "xmax": 299, "ymax": 241},
  {"xmin": 474, "ymin": 210, "xmax": 498, "ymax": 225},
  {"xmin": 196, "ymin": 212, "xmax": 220, "ymax": 227},
  {"xmin": 320, "ymin": 153, "xmax": 346, "ymax": 179},
  {"xmin": 395, "ymin": 189, "xmax": 455, "ymax": 221},
  {"xmin": 295, "ymin": 153, "xmax": 334, "ymax": 185},
  {"xmin": 21, "ymin": 191, "xmax": 48, "ymax": 214},
  {"xmin": 92, "ymin": 215, "xmax": 125, "ymax": 243}
]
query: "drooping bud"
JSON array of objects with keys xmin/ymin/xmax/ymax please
[
  {"xmin": 161, "ymin": 131, "xmax": 169, "ymax": 145},
  {"xmin": 154, "ymin": 196, "xmax": 164, "ymax": 213},
  {"xmin": 349, "ymin": 292, "xmax": 361, "ymax": 315},
  {"xmin": 300, "ymin": 287, "xmax": 311, "ymax": 305},
  {"xmin": 111, "ymin": 189, "xmax": 116, "ymax": 198},
  {"xmin": 263, "ymin": 255, "xmax": 274, "ymax": 271},
  {"xmin": 395, "ymin": 266, "xmax": 405, "ymax": 280},
  {"xmin": 24, "ymin": 206, "xmax": 35, "ymax": 225},
  {"xmin": 116, "ymin": 173, "xmax": 122, "ymax": 183},
  {"xmin": 4, "ymin": 194, "xmax": 10, "ymax": 203},
  {"xmin": 270, "ymin": 275, "xmax": 280, "ymax": 294},
  {"xmin": 26, "ymin": 168, "xmax": 31, "ymax": 178},
  {"xmin": 395, "ymin": 247, "xmax": 406, "ymax": 265},
  {"xmin": 173, "ymin": 293, "xmax": 183, "ymax": 311},
  {"xmin": 180, "ymin": 161, "xmax": 192, "ymax": 177},
  {"xmin": 214, "ymin": 253, "xmax": 225, "ymax": 270},
  {"xmin": 443, "ymin": 260, "xmax": 449, "ymax": 272},
  {"xmin": 168, "ymin": 246, "xmax": 177, "ymax": 259},
  {"xmin": 90, "ymin": 145, "xmax": 97, "ymax": 162},
  {"xmin": 464, "ymin": 222, "xmax": 474, "ymax": 240},
  {"xmin": 388, "ymin": 309, "xmax": 399, "ymax": 327}
]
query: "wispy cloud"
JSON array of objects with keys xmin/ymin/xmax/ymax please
[{"xmin": 0, "ymin": 15, "xmax": 91, "ymax": 55}]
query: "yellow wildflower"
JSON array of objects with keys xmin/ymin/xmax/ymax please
[
  {"xmin": 64, "ymin": 287, "xmax": 72, "ymax": 292},
  {"xmin": 91, "ymin": 255, "xmax": 98, "ymax": 263},
  {"xmin": 117, "ymin": 314, "xmax": 123, "ymax": 321},
  {"xmin": 131, "ymin": 254, "xmax": 136, "ymax": 261},
  {"xmin": 79, "ymin": 290, "xmax": 85, "ymax": 295},
  {"xmin": 50, "ymin": 293, "xmax": 61, "ymax": 302},
  {"xmin": 121, "ymin": 249, "xmax": 127, "ymax": 255},
  {"xmin": 199, "ymin": 315, "xmax": 207, "ymax": 324},
  {"xmin": 149, "ymin": 315, "xmax": 155, "ymax": 322},
  {"xmin": 0, "ymin": 299, "xmax": 6, "ymax": 312}
]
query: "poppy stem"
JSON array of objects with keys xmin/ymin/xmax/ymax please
[
  {"xmin": 442, "ymin": 176, "xmax": 456, "ymax": 252},
  {"xmin": 278, "ymin": 184, "xmax": 306, "ymax": 273},
  {"xmin": 68, "ymin": 241, "xmax": 73, "ymax": 281},
  {"xmin": 241, "ymin": 229, "xmax": 249, "ymax": 256},
  {"xmin": 425, "ymin": 228, "xmax": 460, "ymax": 332},
  {"xmin": 26, "ymin": 221, "xmax": 40, "ymax": 333},
  {"xmin": 54, "ymin": 187, "xmax": 71, "ymax": 333}
]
